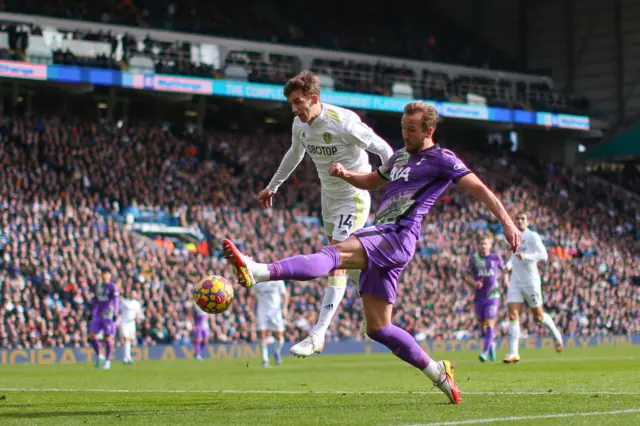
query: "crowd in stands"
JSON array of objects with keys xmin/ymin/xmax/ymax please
[
  {"xmin": 1, "ymin": 1, "xmax": 589, "ymax": 114},
  {"xmin": 0, "ymin": 115, "xmax": 637, "ymax": 350}
]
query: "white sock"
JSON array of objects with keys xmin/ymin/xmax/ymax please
[
  {"xmin": 311, "ymin": 276, "xmax": 347, "ymax": 338},
  {"xmin": 275, "ymin": 337, "xmax": 284, "ymax": 357},
  {"xmin": 422, "ymin": 360, "xmax": 443, "ymax": 383},
  {"xmin": 251, "ymin": 262, "xmax": 271, "ymax": 282},
  {"xmin": 124, "ymin": 341, "xmax": 132, "ymax": 362},
  {"xmin": 508, "ymin": 320, "xmax": 520, "ymax": 356},
  {"xmin": 260, "ymin": 339, "xmax": 269, "ymax": 363},
  {"xmin": 542, "ymin": 312, "xmax": 563, "ymax": 344}
]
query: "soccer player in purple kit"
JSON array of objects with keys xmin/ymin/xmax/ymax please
[
  {"xmin": 465, "ymin": 234, "xmax": 506, "ymax": 362},
  {"xmin": 89, "ymin": 267, "xmax": 120, "ymax": 370},
  {"xmin": 223, "ymin": 101, "xmax": 522, "ymax": 404},
  {"xmin": 191, "ymin": 305, "xmax": 210, "ymax": 360}
]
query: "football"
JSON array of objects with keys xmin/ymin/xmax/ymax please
[{"xmin": 193, "ymin": 275, "xmax": 235, "ymax": 315}]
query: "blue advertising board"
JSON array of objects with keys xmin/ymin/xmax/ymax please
[{"xmin": 0, "ymin": 60, "xmax": 590, "ymax": 130}]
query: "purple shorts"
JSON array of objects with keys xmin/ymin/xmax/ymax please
[
  {"xmin": 354, "ymin": 224, "xmax": 417, "ymax": 304},
  {"xmin": 89, "ymin": 317, "xmax": 116, "ymax": 336},
  {"xmin": 192, "ymin": 328, "xmax": 210, "ymax": 341},
  {"xmin": 475, "ymin": 298, "xmax": 500, "ymax": 321}
]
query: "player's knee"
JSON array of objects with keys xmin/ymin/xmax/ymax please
[{"xmin": 533, "ymin": 312, "xmax": 544, "ymax": 323}]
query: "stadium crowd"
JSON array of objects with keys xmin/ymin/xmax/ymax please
[{"xmin": 0, "ymin": 115, "xmax": 638, "ymax": 350}]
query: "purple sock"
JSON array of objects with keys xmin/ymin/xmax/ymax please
[
  {"xmin": 367, "ymin": 324, "xmax": 432, "ymax": 370},
  {"xmin": 195, "ymin": 342, "xmax": 202, "ymax": 357},
  {"xmin": 267, "ymin": 246, "xmax": 340, "ymax": 281},
  {"xmin": 90, "ymin": 338, "xmax": 101, "ymax": 357},
  {"xmin": 483, "ymin": 326, "xmax": 495, "ymax": 354},
  {"xmin": 105, "ymin": 340, "xmax": 113, "ymax": 361}
]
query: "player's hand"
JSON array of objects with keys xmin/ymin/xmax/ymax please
[
  {"xmin": 329, "ymin": 162, "xmax": 347, "ymax": 179},
  {"xmin": 474, "ymin": 280, "xmax": 484, "ymax": 289},
  {"xmin": 503, "ymin": 223, "xmax": 522, "ymax": 252},
  {"xmin": 257, "ymin": 188, "xmax": 275, "ymax": 208}
]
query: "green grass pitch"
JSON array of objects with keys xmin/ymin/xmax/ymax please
[{"xmin": 0, "ymin": 345, "xmax": 638, "ymax": 425}]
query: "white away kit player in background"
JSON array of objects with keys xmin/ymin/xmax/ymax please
[
  {"xmin": 249, "ymin": 280, "xmax": 289, "ymax": 367},
  {"xmin": 503, "ymin": 212, "xmax": 564, "ymax": 363},
  {"xmin": 118, "ymin": 289, "xmax": 143, "ymax": 364},
  {"xmin": 257, "ymin": 71, "xmax": 393, "ymax": 357}
]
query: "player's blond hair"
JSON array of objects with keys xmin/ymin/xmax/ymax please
[
  {"xmin": 477, "ymin": 233, "xmax": 494, "ymax": 244},
  {"xmin": 284, "ymin": 70, "xmax": 320, "ymax": 98},
  {"xmin": 404, "ymin": 101, "xmax": 438, "ymax": 131}
]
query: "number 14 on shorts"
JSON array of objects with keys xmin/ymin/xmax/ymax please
[{"xmin": 339, "ymin": 214, "xmax": 354, "ymax": 229}]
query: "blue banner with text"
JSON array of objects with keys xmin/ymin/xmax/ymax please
[{"xmin": 0, "ymin": 60, "xmax": 590, "ymax": 130}]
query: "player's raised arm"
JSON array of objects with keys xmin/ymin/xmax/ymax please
[
  {"xmin": 457, "ymin": 173, "xmax": 521, "ymax": 251},
  {"xmin": 329, "ymin": 162, "xmax": 387, "ymax": 191},
  {"xmin": 259, "ymin": 127, "xmax": 306, "ymax": 207},
  {"xmin": 344, "ymin": 114, "xmax": 394, "ymax": 164}
]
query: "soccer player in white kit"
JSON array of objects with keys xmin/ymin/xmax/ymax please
[
  {"xmin": 250, "ymin": 280, "xmax": 289, "ymax": 367},
  {"xmin": 257, "ymin": 71, "xmax": 393, "ymax": 357},
  {"xmin": 503, "ymin": 212, "xmax": 564, "ymax": 363},
  {"xmin": 118, "ymin": 290, "xmax": 143, "ymax": 364}
]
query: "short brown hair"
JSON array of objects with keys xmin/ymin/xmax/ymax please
[
  {"xmin": 404, "ymin": 101, "xmax": 438, "ymax": 131},
  {"xmin": 284, "ymin": 70, "xmax": 321, "ymax": 98}
]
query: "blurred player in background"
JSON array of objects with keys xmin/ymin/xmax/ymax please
[
  {"xmin": 89, "ymin": 267, "xmax": 120, "ymax": 370},
  {"xmin": 225, "ymin": 101, "xmax": 522, "ymax": 404},
  {"xmin": 192, "ymin": 305, "xmax": 210, "ymax": 361},
  {"xmin": 503, "ymin": 212, "xmax": 564, "ymax": 363},
  {"xmin": 118, "ymin": 289, "xmax": 142, "ymax": 365},
  {"xmin": 249, "ymin": 280, "xmax": 289, "ymax": 367},
  {"xmin": 465, "ymin": 233, "xmax": 506, "ymax": 362},
  {"xmin": 258, "ymin": 70, "xmax": 393, "ymax": 357}
]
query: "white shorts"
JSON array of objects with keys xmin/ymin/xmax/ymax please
[
  {"xmin": 256, "ymin": 309, "xmax": 285, "ymax": 332},
  {"xmin": 321, "ymin": 191, "xmax": 371, "ymax": 242},
  {"xmin": 507, "ymin": 278, "xmax": 543, "ymax": 308},
  {"xmin": 119, "ymin": 322, "xmax": 137, "ymax": 340}
]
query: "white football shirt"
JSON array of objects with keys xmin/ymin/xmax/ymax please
[
  {"xmin": 506, "ymin": 228, "xmax": 548, "ymax": 284},
  {"xmin": 267, "ymin": 103, "xmax": 393, "ymax": 199},
  {"xmin": 119, "ymin": 299, "xmax": 142, "ymax": 324},
  {"xmin": 253, "ymin": 280, "xmax": 287, "ymax": 313}
]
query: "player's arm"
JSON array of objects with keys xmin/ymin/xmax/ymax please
[
  {"xmin": 329, "ymin": 149, "xmax": 396, "ymax": 190},
  {"xmin": 465, "ymin": 273, "xmax": 482, "ymax": 289},
  {"xmin": 520, "ymin": 232, "xmax": 549, "ymax": 262},
  {"xmin": 261, "ymin": 126, "xmax": 306, "ymax": 205},
  {"xmin": 464, "ymin": 257, "xmax": 481, "ymax": 289},
  {"xmin": 330, "ymin": 164, "xmax": 387, "ymax": 191},
  {"xmin": 344, "ymin": 115, "xmax": 394, "ymax": 164},
  {"xmin": 457, "ymin": 173, "xmax": 520, "ymax": 250}
]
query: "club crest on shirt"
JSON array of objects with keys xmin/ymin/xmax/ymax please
[{"xmin": 322, "ymin": 132, "xmax": 333, "ymax": 144}]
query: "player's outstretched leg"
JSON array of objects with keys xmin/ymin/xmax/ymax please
[
  {"xmin": 533, "ymin": 309, "xmax": 564, "ymax": 353},
  {"xmin": 222, "ymin": 239, "xmax": 341, "ymax": 287},
  {"xmin": 363, "ymin": 294, "xmax": 461, "ymax": 404}
]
